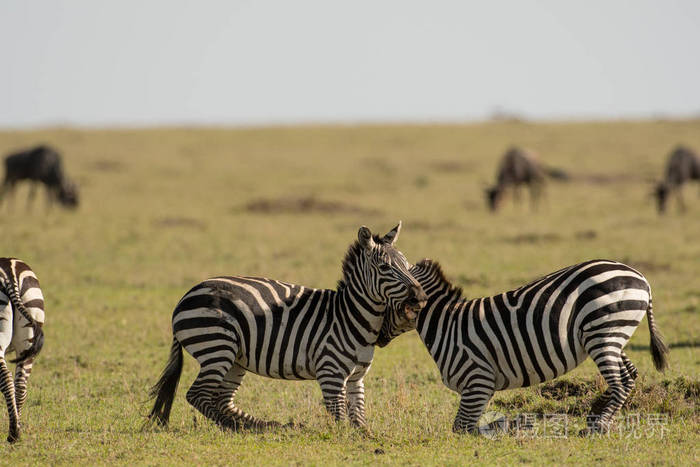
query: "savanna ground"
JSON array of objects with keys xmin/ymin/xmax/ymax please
[{"xmin": 1, "ymin": 120, "xmax": 699, "ymax": 465}]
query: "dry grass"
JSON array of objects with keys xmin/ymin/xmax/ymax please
[{"xmin": 0, "ymin": 120, "xmax": 699, "ymax": 465}]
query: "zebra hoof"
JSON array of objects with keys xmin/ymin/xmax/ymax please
[
  {"xmin": 7, "ymin": 432, "xmax": 19, "ymax": 444},
  {"xmin": 589, "ymin": 396, "xmax": 610, "ymax": 416},
  {"xmin": 452, "ymin": 424, "xmax": 477, "ymax": 435}
]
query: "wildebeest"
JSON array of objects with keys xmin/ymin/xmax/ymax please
[
  {"xmin": 653, "ymin": 145, "xmax": 700, "ymax": 214},
  {"xmin": 484, "ymin": 147, "xmax": 568, "ymax": 212},
  {"xmin": 0, "ymin": 145, "xmax": 79, "ymax": 209}
]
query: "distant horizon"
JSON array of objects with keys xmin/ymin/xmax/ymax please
[
  {"xmin": 2, "ymin": 113, "xmax": 699, "ymax": 132},
  {"xmin": 3, "ymin": 2, "xmax": 699, "ymax": 129}
]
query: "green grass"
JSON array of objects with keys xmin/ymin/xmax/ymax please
[{"xmin": 1, "ymin": 120, "xmax": 699, "ymax": 465}]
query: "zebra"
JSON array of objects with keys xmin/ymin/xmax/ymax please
[
  {"xmin": 148, "ymin": 223, "xmax": 427, "ymax": 431},
  {"xmin": 484, "ymin": 147, "xmax": 569, "ymax": 212},
  {"xmin": 378, "ymin": 258, "xmax": 669, "ymax": 435},
  {"xmin": 653, "ymin": 145, "xmax": 700, "ymax": 214},
  {"xmin": 1, "ymin": 145, "xmax": 79, "ymax": 209},
  {"xmin": 0, "ymin": 258, "xmax": 45, "ymax": 443}
]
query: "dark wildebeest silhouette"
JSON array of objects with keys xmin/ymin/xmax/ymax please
[
  {"xmin": 654, "ymin": 145, "xmax": 700, "ymax": 214},
  {"xmin": 1, "ymin": 145, "xmax": 79, "ymax": 209},
  {"xmin": 484, "ymin": 147, "xmax": 568, "ymax": 212}
]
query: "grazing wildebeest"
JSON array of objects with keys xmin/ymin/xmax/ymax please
[
  {"xmin": 484, "ymin": 147, "xmax": 568, "ymax": 212},
  {"xmin": 653, "ymin": 145, "xmax": 700, "ymax": 214},
  {"xmin": 0, "ymin": 145, "xmax": 79, "ymax": 209}
]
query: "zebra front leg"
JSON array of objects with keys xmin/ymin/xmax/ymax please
[
  {"xmin": 14, "ymin": 358, "xmax": 33, "ymax": 420},
  {"xmin": 0, "ymin": 357, "xmax": 20, "ymax": 443},
  {"xmin": 317, "ymin": 371, "xmax": 348, "ymax": 422},
  {"xmin": 215, "ymin": 364, "xmax": 282, "ymax": 431},
  {"xmin": 346, "ymin": 376, "xmax": 367, "ymax": 428},
  {"xmin": 453, "ymin": 384, "xmax": 495, "ymax": 434}
]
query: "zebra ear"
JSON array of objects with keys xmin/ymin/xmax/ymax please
[
  {"xmin": 382, "ymin": 221, "xmax": 402, "ymax": 246},
  {"xmin": 358, "ymin": 226, "xmax": 375, "ymax": 251}
]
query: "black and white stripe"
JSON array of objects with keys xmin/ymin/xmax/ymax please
[
  {"xmin": 0, "ymin": 257, "xmax": 45, "ymax": 443},
  {"xmin": 148, "ymin": 223, "xmax": 426, "ymax": 430},
  {"xmin": 380, "ymin": 258, "xmax": 669, "ymax": 434}
]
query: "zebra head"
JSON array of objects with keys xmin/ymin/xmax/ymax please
[
  {"xmin": 376, "ymin": 260, "xmax": 426, "ymax": 347},
  {"xmin": 347, "ymin": 222, "xmax": 426, "ymax": 337},
  {"xmin": 377, "ymin": 259, "xmax": 458, "ymax": 347}
]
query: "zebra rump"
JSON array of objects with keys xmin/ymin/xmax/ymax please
[{"xmin": 0, "ymin": 261, "xmax": 44, "ymax": 364}]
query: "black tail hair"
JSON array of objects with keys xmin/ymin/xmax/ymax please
[
  {"xmin": 1, "ymin": 278, "xmax": 44, "ymax": 364},
  {"xmin": 148, "ymin": 338, "xmax": 184, "ymax": 426},
  {"xmin": 647, "ymin": 298, "xmax": 669, "ymax": 372}
]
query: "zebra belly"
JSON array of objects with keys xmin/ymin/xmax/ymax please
[
  {"xmin": 174, "ymin": 305, "xmax": 319, "ymax": 381},
  {"xmin": 498, "ymin": 348, "xmax": 589, "ymax": 390},
  {"xmin": 235, "ymin": 348, "xmax": 317, "ymax": 380}
]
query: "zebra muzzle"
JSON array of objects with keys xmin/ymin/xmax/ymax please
[{"xmin": 403, "ymin": 294, "xmax": 427, "ymax": 319}]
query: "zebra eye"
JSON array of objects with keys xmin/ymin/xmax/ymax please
[{"xmin": 378, "ymin": 264, "xmax": 393, "ymax": 273}]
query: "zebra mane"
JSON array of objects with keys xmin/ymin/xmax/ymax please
[
  {"xmin": 336, "ymin": 234, "xmax": 384, "ymax": 291},
  {"xmin": 414, "ymin": 258, "xmax": 464, "ymax": 300}
]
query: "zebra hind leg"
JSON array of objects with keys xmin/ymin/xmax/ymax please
[
  {"xmin": 186, "ymin": 362, "xmax": 236, "ymax": 431},
  {"xmin": 0, "ymin": 357, "xmax": 20, "ymax": 443},
  {"xmin": 14, "ymin": 358, "xmax": 33, "ymax": 421},
  {"xmin": 453, "ymin": 384, "xmax": 495, "ymax": 434},
  {"xmin": 621, "ymin": 351, "xmax": 638, "ymax": 382},
  {"xmin": 584, "ymin": 350, "xmax": 634, "ymax": 434},
  {"xmin": 589, "ymin": 351, "xmax": 638, "ymax": 417},
  {"xmin": 215, "ymin": 364, "xmax": 285, "ymax": 432}
]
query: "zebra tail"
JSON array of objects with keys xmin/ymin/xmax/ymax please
[
  {"xmin": 646, "ymin": 297, "xmax": 669, "ymax": 372},
  {"xmin": 148, "ymin": 337, "xmax": 184, "ymax": 426},
  {"xmin": 1, "ymin": 278, "xmax": 44, "ymax": 364}
]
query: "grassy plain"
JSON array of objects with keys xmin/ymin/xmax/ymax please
[{"xmin": 1, "ymin": 120, "xmax": 699, "ymax": 465}]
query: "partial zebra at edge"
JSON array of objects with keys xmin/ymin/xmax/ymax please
[{"xmin": 0, "ymin": 257, "xmax": 46, "ymax": 443}]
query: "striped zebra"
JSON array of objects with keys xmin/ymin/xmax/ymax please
[
  {"xmin": 148, "ymin": 223, "xmax": 427, "ymax": 431},
  {"xmin": 0, "ymin": 258, "xmax": 45, "ymax": 443},
  {"xmin": 379, "ymin": 258, "xmax": 669, "ymax": 434}
]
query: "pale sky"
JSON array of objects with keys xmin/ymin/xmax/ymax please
[{"xmin": 2, "ymin": 1, "xmax": 699, "ymax": 128}]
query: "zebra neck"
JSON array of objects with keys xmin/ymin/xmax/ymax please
[
  {"xmin": 334, "ymin": 279, "xmax": 385, "ymax": 347},
  {"xmin": 416, "ymin": 284, "xmax": 462, "ymax": 351}
]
